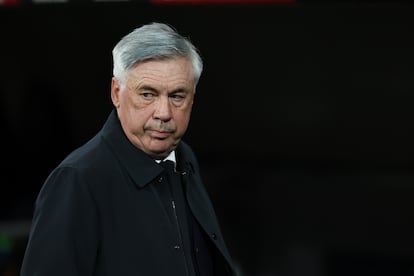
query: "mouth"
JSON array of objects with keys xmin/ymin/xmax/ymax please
[{"xmin": 149, "ymin": 129, "xmax": 173, "ymax": 139}]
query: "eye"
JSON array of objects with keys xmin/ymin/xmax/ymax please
[
  {"xmin": 169, "ymin": 93, "xmax": 186, "ymax": 105},
  {"xmin": 141, "ymin": 92, "xmax": 155, "ymax": 99},
  {"xmin": 170, "ymin": 94, "xmax": 185, "ymax": 100}
]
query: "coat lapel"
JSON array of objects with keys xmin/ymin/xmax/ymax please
[{"xmin": 179, "ymin": 159, "xmax": 234, "ymax": 268}]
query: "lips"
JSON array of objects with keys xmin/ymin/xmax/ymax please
[{"xmin": 149, "ymin": 129, "xmax": 172, "ymax": 139}]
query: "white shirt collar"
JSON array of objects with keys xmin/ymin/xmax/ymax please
[{"xmin": 155, "ymin": 151, "xmax": 176, "ymax": 166}]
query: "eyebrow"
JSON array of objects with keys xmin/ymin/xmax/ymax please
[
  {"xmin": 170, "ymin": 87, "xmax": 189, "ymax": 94},
  {"xmin": 139, "ymin": 84, "xmax": 190, "ymax": 95},
  {"xmin": 138, "ymin": 85, "xmax": 158, "ymax": 93}
]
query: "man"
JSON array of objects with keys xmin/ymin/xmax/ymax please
[{"xmin": 20, "ymin": 22, "xmax": 236, "ymax": 276}]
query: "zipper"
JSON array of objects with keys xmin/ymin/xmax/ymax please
[{"xmin": 171, "ymin": 199, "xmax": 190, "ymax": 276}]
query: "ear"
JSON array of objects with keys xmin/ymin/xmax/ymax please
[{"xmin": 111, "ymin": 77, "xmax": 121, "ymax": 109}]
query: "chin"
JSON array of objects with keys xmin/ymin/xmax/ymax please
[
  {"xmin": 150, "ymin": 151, "xmax": 170, "ymax": 160},
  {"xmin": 150, "ymin": 147, "xmax": 174, "ymax": 158},
  {"xmin": 147, "ymin": 139, "xmax": 180, "ymax": 158}
]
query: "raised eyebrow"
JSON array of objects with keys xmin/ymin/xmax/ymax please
[
  {"xmin": 138, "ymin": 85, "xmax": 189, "ymax": 95},
  {"xmin": 169, "ymin": 87, "xmax": 190, "ymax": 95},
  {"xmin": 138, "ymin": 85, "xmax": 159, "ymax": 93}
]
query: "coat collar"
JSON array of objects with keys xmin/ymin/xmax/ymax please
[
  {"xmin": 100, "ymin": 110, "xmax": 194, "ymax": 188},
  {"xmin": 100, "ymin": 110, "xmax": 165, "ymax": 188}
]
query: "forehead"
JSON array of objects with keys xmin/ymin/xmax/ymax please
[{"xmin": 127, "ymin": 57, "xmax": 194, "ymax": 85}]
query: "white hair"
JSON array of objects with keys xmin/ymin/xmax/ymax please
[{"xmin": 112, "ymin": 22, "xmax": 203, "ymax": 90}]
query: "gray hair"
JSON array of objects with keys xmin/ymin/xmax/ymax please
[{"xmin": 112, "ymin": 22, "xmax": 203, "ymax": 89}]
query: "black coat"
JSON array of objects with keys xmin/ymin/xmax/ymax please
[{"xmin": 21, "ymin": 110, "xmax": 236, "ymax": 276}]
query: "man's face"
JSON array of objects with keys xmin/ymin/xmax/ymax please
[{"xmin": 111, "ymin": 57, "xmax": 195, "ymax": 160}]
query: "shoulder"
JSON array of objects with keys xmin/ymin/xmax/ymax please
[
  {"xmin": 43, "ymin": 132, "xmax": 116, "ymax": 193},
  {"xmin": 59, "ymin": 132, "xmax": 112, "ymax": 170}
]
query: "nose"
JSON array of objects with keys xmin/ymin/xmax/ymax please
[{"xmin": 153, "ymin": 95, "xmax": 172, "ymax": 122}]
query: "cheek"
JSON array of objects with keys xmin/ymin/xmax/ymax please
[
  {"xmin": 175, "ymin": 111, "xmax": 192, "ymax": 131},
  {"xmin": 123, "ymin": 107, "xmax": 151, "ymax": 132}
]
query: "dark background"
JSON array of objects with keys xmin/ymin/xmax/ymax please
[{"xmin": 1, "ymin": 2, "xmax": 414, "ymax": 276}]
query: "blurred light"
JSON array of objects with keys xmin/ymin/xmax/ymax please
[
  {"xmin": 0, "ymin": 234, "xmax": 13, "ymax": 255},
  {"xmin": 151, "ymin": 0, "xmax": 296, "ymax": 4},
  {"xmin": 0, "ymin": 0, "xmax": 21, "ymax": 6}
]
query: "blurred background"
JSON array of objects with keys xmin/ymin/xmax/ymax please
[{"xmin": 1, "ymin": 0, "xmax": 414, "ymax": 275}]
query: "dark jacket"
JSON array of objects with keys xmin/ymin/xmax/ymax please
[{"xmin": 20, "ymin": 110, "xmax": 236, "ymax": 276}]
